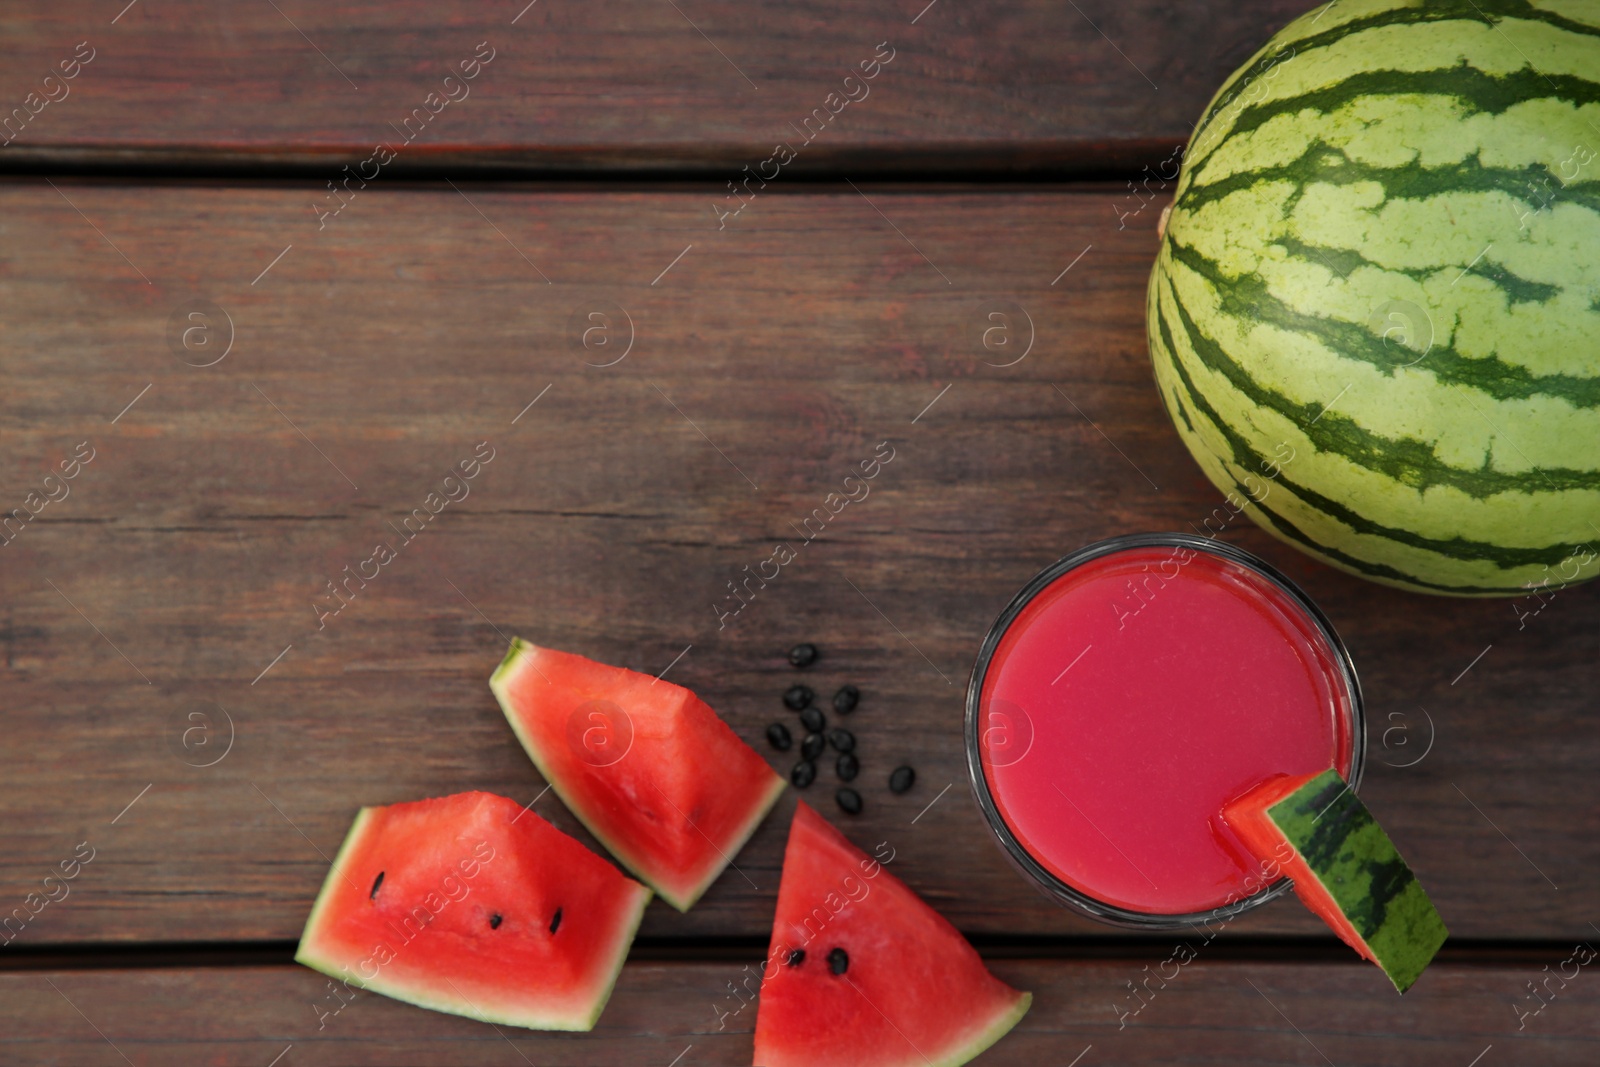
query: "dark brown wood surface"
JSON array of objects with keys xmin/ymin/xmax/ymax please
[
  {"xmin": 3, "ymin": 8, "xmax": 1597, "ymax": 1053},
  {"xmin": 0, "ymin": 1, "xmax": 1310, "ymax": 174},
  {"xmin": 4, "ymin": 958, "xmax": 1595, "ymax": 1065},
  {"xmin": 0, "ymin": 181, "xmax": 1593, "ymax": 955}
]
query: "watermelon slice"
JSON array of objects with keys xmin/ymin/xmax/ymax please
[
  {"xmin": 489, "ymin": 639, "xmax": 786, "ymax": 911},
  {"xmin": 295, "ymin": 791, "xmax": 650, "ymax": 1030},
  {"xmin": 753, "ymin": 802, "xmax": 1032, "ymax": 1067},
  {"xmin": 1222, "ymin": 769, "xmax": 1448, "ymax": 993}
]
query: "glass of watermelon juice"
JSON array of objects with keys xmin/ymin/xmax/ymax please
[{"xmin": 965, "ymin": 533, "xmax": 1364, "ymax": 929}]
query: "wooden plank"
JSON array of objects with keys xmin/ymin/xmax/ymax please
[
  {"xmin": 2, "ymin": 957, "xmax": 1595, "ymax": 1064},
  {"xmin": 0, "ymin": 180, "xmax": 1593, "ymax": 947},
  {"xmin": 0, "ymin": 1, "xmax": 1312, "ymax": 174}
]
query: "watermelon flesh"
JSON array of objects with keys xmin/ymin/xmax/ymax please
[
  {"xmin": 489, "ymin": 639, "xmax": 786, "ymax": 911},
  {"xmin": 1222, "ymin": 769, "xmax": 1448, "ymax": 993},
  {"xmin": 295, "ymin": 791, "xmax": 650, "ymax": 1030},
  {"xmin": 754, "ymin": 802, "xmax": 1031, "ymax": 1067}
]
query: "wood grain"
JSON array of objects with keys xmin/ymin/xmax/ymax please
[
  {"xmin": 3, "ymin": 957, "xmax": 1595, "ymax": 1064},
  {"xmin": 0, "ymin": 1, "xmax": 1313, "ymax": 174},
  {"xmin": 0, "ymin": 180, "xmax": 1594, "ymax": 950}
]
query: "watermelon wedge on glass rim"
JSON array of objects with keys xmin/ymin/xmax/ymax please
[
  {"xmin": 295, "ymin": 791, "xmax": 651, "ymax": 1030},
  {"xmin": 489, "ymin": 638, "xmax": 786, "ymax": 911},
  {"xmin": 753, "ymin": 802, "xmax": 1032, "ymax": 1067},
  {"xmin": 1223, "ymin": 768, "xmax": 1448, "ymax": 993}
]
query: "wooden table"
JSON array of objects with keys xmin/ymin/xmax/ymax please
[{"xmin": 2, "ymin": 3, "xmax": 1595, "ymax": 1063}]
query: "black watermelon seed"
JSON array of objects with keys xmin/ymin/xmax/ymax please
[
  {"xmin": 788, "ymin": 643, "xmax": 819, "ymax": 668},
  {"xmin": 889, "ymin": 766, "xmax": 916, "ymax": 794},
  {"xmin": 801, "ymin": 733, "xmax": 825, "ymax": 761},
  {"xmin": 791, "ymin": 760, "xmax": 817, "ymax": 788},
  {"xmin": 836, "ymin": 752, "xmax": 859, "ymax": 781},
  {"xmin": 369, "ymin": 871, "xmax": 384, "ymax": 900},
  {"xmin": 799, "ymin": 706, "xmax": 826, "ymax": 734},
  {"xmin": 786, "ymin": 948, "xmax": 806, "ymax": 967},
  {"xmin": 836, "ymin": 787, "xmax": 863, "ymax": 815},
  {"xmin": 827, "ymin": 728, "xmax": 856, "ymax": 754},
  {"xmin": 832, "ymin": 685, "xmax": 860, "ymax": 713},
  {"xmin": 550, "ymin": 908, "xmax": 563, "ymax": 935},
  {"xmin": 828, "ymin": 947, "xmax": 850, "ymax": 975},
  {"xmin": 489, "ymin": 912, "xmax": 503, "ymax": 929},
  {"xmin": 766, "ymin": 722, "xmax": 793, "ymax": 751},
  {"xmin": 783, "ymin": 684, "xmax": 815, "ymax": 711}
]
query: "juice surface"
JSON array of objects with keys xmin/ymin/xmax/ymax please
[{"xmin": 978, "ymin": 545, "xmax": 1353, "ymax": 915}]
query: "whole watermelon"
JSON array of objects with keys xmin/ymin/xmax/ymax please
[{"xmin": 1149, "ymin": 0, "xmax": 1600, "ymax": 595}]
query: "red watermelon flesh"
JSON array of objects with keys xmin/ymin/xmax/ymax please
[
  {"xmin": 753, "ymin": 802, "xmax": 1032, "ymax": 1067},
  {"xmin": 295, "ymin": 791, "xmax": 650, "ymax": 1030},
  {"xmin": 489, "ymin": 639, "xmax": 786, "ymax": 911}
]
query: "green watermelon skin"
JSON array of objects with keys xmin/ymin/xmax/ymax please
[
  {"xmin": 1150, "ymin": 0, "xmax": 1600, "ymax": 595},
  {"xmin": 1231, "ymin": 770, "xmax": 1448, "ymax": 992}
]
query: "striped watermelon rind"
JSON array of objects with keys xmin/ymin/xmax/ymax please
[
  {"xmin": 1150, "ymin": 0, "xmax": 1600, "ymax": 595},
  {"xmin": 1225, "ymin": 769, "xmax": 1448, "ymax": 993}
]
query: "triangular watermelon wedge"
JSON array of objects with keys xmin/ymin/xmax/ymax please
[
  {"xmin": 295, "ymin": 791, "xmax": 650, "ymax": 1030},
  {"xmin": 489, "ymin": 639, "xmax": 787, "ymax": 911},
  {"xmin": 1222, "ymin": 769, "xmax": 1449, "ymax": 993},
  {"xmin": 754, "ymin": 802, "xmax": 1032, "ymax": 1067}
]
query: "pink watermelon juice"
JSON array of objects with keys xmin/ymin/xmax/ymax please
[{"xmin": 966, "ymin": 534, "xmax": 1362, "ymax": 925}]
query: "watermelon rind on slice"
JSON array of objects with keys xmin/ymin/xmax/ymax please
[
  {"xmin": 753, "ymin": 802, "xmax": 1032, "ymax": 1067},
  {"xmin": 1223, "ymin": 768, "xmax": 1448, "ymax": 993},
  {"xmin": 489, "ymin": 638, "xmax": 787, "ymax": 912},
  {"xmin": 295, "ymin": 791, "xmax": 651, "ymax": 1030}
]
